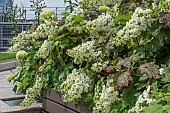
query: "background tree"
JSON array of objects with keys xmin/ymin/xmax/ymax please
[
  {"xmin": 4, "ymin": 0, "xmax": 25, "ymax": 36},
  {"xmin": 30, "ymin": 0, "xmax": 47, "ymax": 25},
  {"xmin": 64, "ymin": 0, "xmax": 78, "ymax": 13}
]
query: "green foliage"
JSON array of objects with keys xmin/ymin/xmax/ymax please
[{"xmin": 64, "ymin": 0, "xmax": 78, "ymax": 13}]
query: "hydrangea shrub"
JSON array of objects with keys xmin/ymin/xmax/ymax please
[{"xmin": 7, "ymin": 0, "xmax": 170, "ymax": 112}]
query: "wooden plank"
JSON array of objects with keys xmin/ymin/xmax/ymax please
[
  {"xmin": 42, "ymin": 98, "xmax": 77, "ymax": 113},
  {"xmin": 43, "ymin": 89, "xmax": 91, "ymax": 113}
]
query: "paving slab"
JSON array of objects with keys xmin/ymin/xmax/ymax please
[
  {"xmin": 0, "ymin": 70, "xmax": 42, "ymax": 113},
  {"xmin": 0, "ymin": 70, "xmax": 24, "ymax": 99},
  {"xmin": 0, "ymin": 59, "xmax": 16, "ymax": 64}
]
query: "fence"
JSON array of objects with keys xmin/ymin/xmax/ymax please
[
  {"xmin": 0, "ymin": 6, "xmax": 66, "ymax": 52},
  {"xmin": 23, "ymin": 7, "xmax": 66, "ymax": 20},
  {"xmin": 0, "ymin": 22, "xmax": 32, "ymax": 52},
  {"xmin": 0, "ymin": 6, "xmax": 66, "ymax": 22}
]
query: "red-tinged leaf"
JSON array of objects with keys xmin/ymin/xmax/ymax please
[
  {"xmin": 107, "ymin": 74, "xmax": 114, "ymax": 79},
  {"xmin": 115, "ymin": 71, "xmax": 132, "ymax": 90},
  {"xmin": 117, "ymin": 56, "xmax": 133, "ymax": 69},
  {"xmin": 116, "ymin": 53, "xmax": 142, "ymax": 69},
  {"xmin": 103, "ymin": 66, "xmax": 113, "ymax": 73},
  {"xmin": 139, "ymin": 63, "xmax": 160, "ymax": 78},
  {"xmin": 159, "ymin": 12, "xmax": 170, "ymax": 28}
]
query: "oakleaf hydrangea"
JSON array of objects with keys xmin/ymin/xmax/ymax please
[
  {"xmin": 128, "ymin": 85, "xmax": 156, "ymax": 113},
  {"xmin": 85, "ymin": 13, "xmax": 113, "ymax": 36},
  {"xmin": 93, "ymin": 79, "xmax": 117, "ymax": 113},
  {"xmin": 21, "ymin": 74, "xmax": 43, "ymax": 107},
  {"xmin": 67, "ymin": 41, "xmax": 102, "ymax": 64},
  {"xmin": 112, "ymin": 7, "xmax": 154, "ymax": 47},
  {"xmin": 58, "ymin": 69, "xmax": 92, "ymax": 102},
  {"xmin": 36, "ymin": 40, "xmax": 53, "ymax": 59}
]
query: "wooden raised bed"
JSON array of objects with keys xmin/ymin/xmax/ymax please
[{"xmin": 42, "ymin": 89, "xmax": 92, "ymax": 113}]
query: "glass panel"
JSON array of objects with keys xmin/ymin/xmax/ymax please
[{"xmin": 0, "ymin": 0, "xmax": 4, "ymax": 7}]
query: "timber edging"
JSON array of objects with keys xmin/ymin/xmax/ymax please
[
  {"xmin": 0, "ymin": 59, "xmax": 20, "ymax": 72},
  {"xmin": 43, "ymin": 89, "xmax": 92, "ymax": 113}
]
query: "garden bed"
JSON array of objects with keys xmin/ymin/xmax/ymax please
[{"xmin": 43, "ymin": 89, "xmax": 91, "ymax": 113}]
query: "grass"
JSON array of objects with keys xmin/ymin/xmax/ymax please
[{"xmin": 0, "ymin": 53, "xmax": 16, "ymax": 61}]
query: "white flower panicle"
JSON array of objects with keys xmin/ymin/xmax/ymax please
[
  {"xmin": 93, "ymin": 79, "xmax": 117, "ymax": 113},
  {"xmin": 8, "ymin": 22, "xmax": 58, "ymax": 53},
  {"xmin": 8, "ymin": 31, "xmax": 29, "ymax": 53},
  {"xmin": 93, "ymin": 78, "xmax": 105, "ymax": 103},
  {"xmin": 128, "ymin": 85, "xmax": 156, "ymax": 113},
  {"xmin": 58, "ymin": 69, "xmax": 92, "ymax": 102},
  {"xmin": 85, "ymin": 13, "xmax": 113, "ymax": 36},
  {"xmin": 112, "ymin": 7, "xmax": 154, "ymax": 46},
  {"xmin": 21, "ymin": 74, "xmax": 43, "ymax": 107},
  {"xmin": 159, "ymin": 68, "xmax": 164, "ymax": 75},
  {"xmin": 36, "ymin": 22, "xmax": 58, "ymax": 39},
  {"xmin": 36, "ymin": 40, "xmax": 53, "ymax": 59},
  {"xmin": 67, "ymin": 41, "xmax": 102, "ymax": 64}
]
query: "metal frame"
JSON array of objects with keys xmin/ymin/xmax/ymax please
[
  {"xmin": 0, "ymin": 22, "xmax": 33, "ymax": 52},
  {"xmin": 0, "ymin": 6, "xmax": 66, "ymax": 52},
  {"xmin": 0, "ymin": 6, "xmax": 66, "ymax": 22}
]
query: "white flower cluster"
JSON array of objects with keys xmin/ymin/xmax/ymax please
[
  {"xmin": 8, "ymin": 22, "xmax": 58, "ymax": 53},
  {"xmin": 36, "ymin": 40, "xmax": 53, "ymax": 59},
  {"xmin": 91, "ymin": 61, "xmax": 109, "ymax": 72},
  {"xmin": 93, "ymin": 78, "xmax": 105, "ymax": 103},
  {"xmin": 21, "ymin": 74, "xmax": 43, "ymax": 107},
  {"xmin": 67, "ymin": 41, "xmax": 102, "ymax": 64},
  {"xmin": 128, "ymin": 85, "xmax": 156, "ymax": 113},
  {"xmin": 159, "ymin": 68, "xmax": 164, "ymax": 75},
  {"xmin": 112, "ymin": 7, "xmax": 154, "ymax": 46},
  {"xmin": 58, "ymin": 69, "xmax": 92, "ymax": 102},
  {"xmin": 93, "ymin": 79, "xmax": 117, "ymax": 113},
  {"xmin": 35, "ymin": 22, "xmax": 58, "ymax": 40},
  {"xmin": 85, "ymin": 13, "xmax": 113, "ymax": 36},
  {"xmin": 8, "ymin": 31, "xmax": 29, "ymax": 53},
  {"xmin": 16, "ymin": 50, "xmax": 28, "ymax": 60}
]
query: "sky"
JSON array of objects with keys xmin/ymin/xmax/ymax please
[
  {"xmin": 13, "ymin": 0, "xmax": 78, "ymax": 7},
  {"xmin": 13, "ymin": 0, "xmax": 79, "ymax": 19}
]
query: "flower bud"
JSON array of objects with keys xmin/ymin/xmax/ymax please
[{"xmin": 16, "ymin": 50, "xmax": 28, "ymax": 60}]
